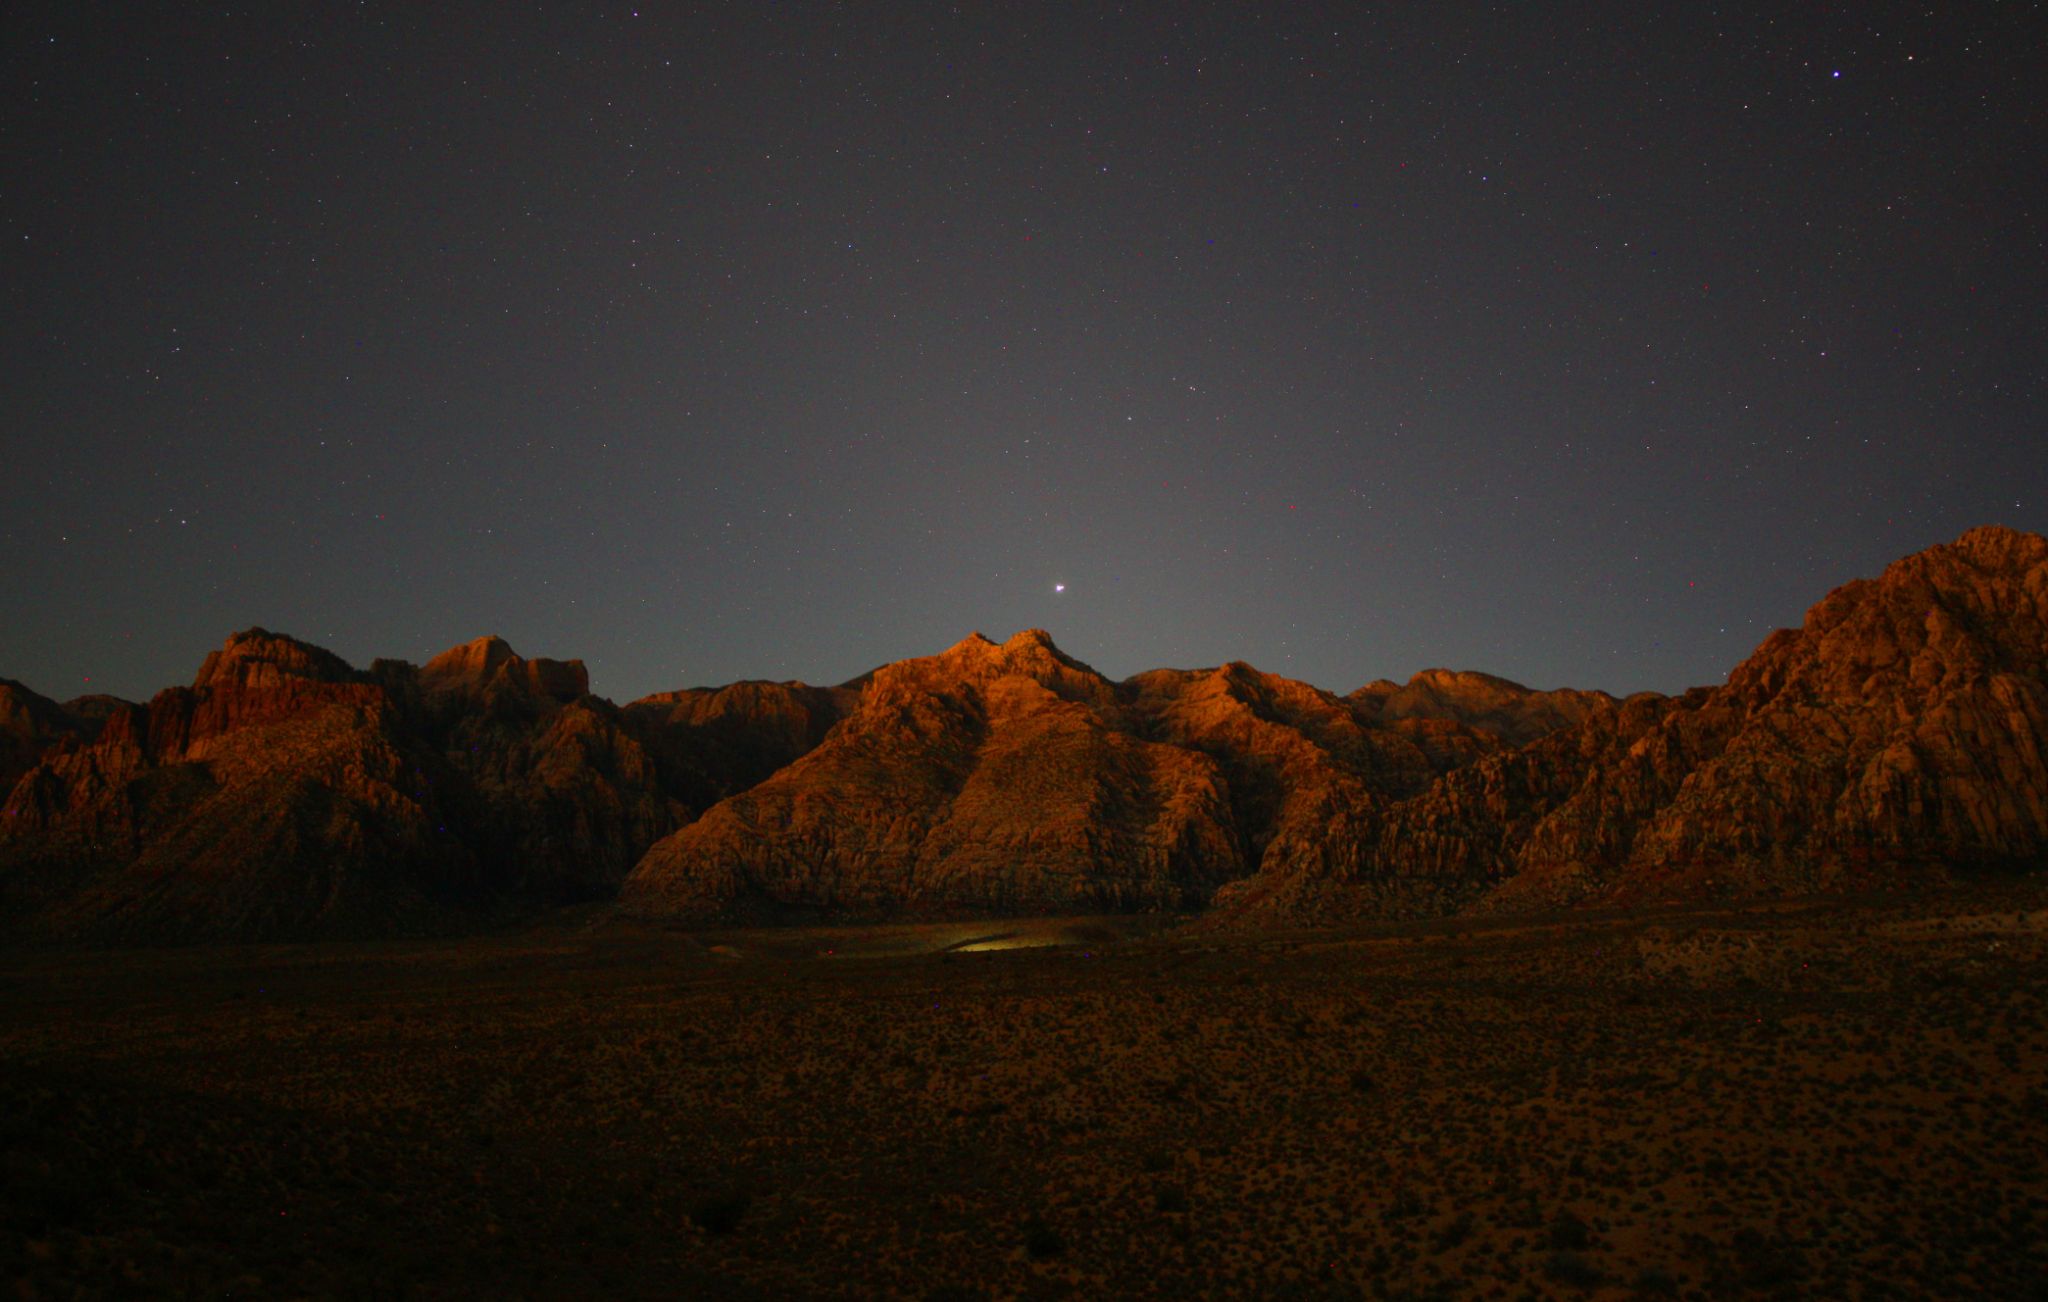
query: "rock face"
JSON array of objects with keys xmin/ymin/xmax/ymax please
[
  {"xmin": 622, "ymin": 631, "xmax": 1243, "ymax": 920},
  {"xmin": 1582, "ymin": 524, "xmax": 2048, "ymax": 896},
  {"xmin": 0, "ymin": 631, "xmax": 843, "ymax": 940},
  {"xmin": 1349, "ymin": 669, "xmax": 1616, "ymax": 747},
  {"xmin": 621, "ymin": 679, "xmax": 857, "ymax": 814},
  {"xmin": 0, "ymin": 630, "xmax": 478, "ymax": 941},
  {"xmin": 4, "ymin": 526, "xmax": 2041, "ymax": 939},
  {"xmin": 1220, "ymin": 525, "xmax": 2048, "ymax": 922},
  {"xmin": 377, "ymin": 636, "xmax": 676, "ymax": 902},
  {"xmin": 0, "ymin": 680, "xmax": 101, "ymax": 798}
]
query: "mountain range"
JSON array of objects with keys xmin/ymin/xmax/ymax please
[{"xmin": 4, "ymin": 525, "xmax": 2043, "ymax": 941}]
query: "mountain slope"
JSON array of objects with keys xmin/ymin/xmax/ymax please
[
  {"xmin": 621, "ymin": 631, "xmax": 1241, "ymax": 920},
  {"xmin": 0, "ymin": 632, "xmax": 844, "ymax": 939},
  {"xmin": 1219, "ymin": 525, "xmax": 2048, "ymax": 922},
  {"xmin": 4, "ymin": 526, "xmax": 2041, "ymax": 939},
  {"xmin": 0, "ymin": 630, "xmax": 479, "ymax": 941}
]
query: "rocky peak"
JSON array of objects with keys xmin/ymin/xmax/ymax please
[
  {"xmin": 1, "ymin": 680, "xmax": 93, "ymax": 795},
  {"xmin": 886, "ymin": 629, "xmax": 1111, "ymax": 706},
  {"xmin": 421, "ymin": 635, "xmax": 589, "ymax": 704},
  {"xmin": 1725, "ymin": 524, "xmax": 2048, "ymax": 713},
  {"xmin": 1349, "ymin": 667, "xmax": 1614, "ymax": 746},
  {"xmin": 423, "ymin": 635, "xmax": 520, "ymax": 684},
  {"xmin": 59, "ymin": 694, "xmax": 131, "ymax": 724},
  {"xmin": 950, "ymin": 631, "xmax": 998, "ymax": 651},
  {"xmin": 190, "ymin": 628, "xmax": 361, "ymax": 693},
  {"xmin": 0, "ymin": 679, "xmax": 69, "ymax": 731},
  {"xmin": 1947, "ymin": 523, "xmax": 2048, "ymax": 571}
]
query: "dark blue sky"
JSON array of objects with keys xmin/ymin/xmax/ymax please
[{"xmin": 5, "ymin": 2, "xmax": 2042, "ymax": 703}]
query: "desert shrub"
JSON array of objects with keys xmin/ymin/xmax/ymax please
[
  {"xmin": 1632, "ymin": 1265, "xmax": 1679, "ymax": 1295},
  {"xmin": 1548, "ymin": 1210, "xmax": 1592, "ymax": 1251},
  {"xmin": 1349, "ymin": 1069, "xmax": 1376, "ymax": 1093},
  {"xmin": 1544, "ymin": 1251, "xmax": 1604, "ymax": 1287},
  {"xmin": 1154, "ymin": 1185, "xmax": 1189, "ymax": 1214},
  {"xmin": 1022, "ymin": 1215, "xmax": 1066, "ymax": 1260},
  {"xmin": 1139, "ymin": 1149, "xmax": 1172, "ymax": 1173},
  {"xmin": 1730, "ymin": 1227, "xmax": 1806, "ymax": 1288},
  {"xmin": 1431, "ymin": 1209, "xmax": 1475, "ymax": 1251},
  {"xmin": 3, "ymin": 1156, "xmax": 101, "ymax": 1234},
  {"xmin": 688, "ymin": 1189, "xmax": 751, "ymax": 1235}
]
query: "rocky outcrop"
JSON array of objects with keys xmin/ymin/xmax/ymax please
[
  {"xmin": 1577, "ymin": 524, "xmax": 2048, "ymax": 898},
  {"xmin": 1222, "ymin": 525, "xmax": 2048, "ymax": 922},
  {"xmin": 621, "ymin": 631, "xmax": 1240, "ymax": 921},
  {"xmin": 0, "ymin": 630, "xmax": 479, "ymax": 941},
  {"xmin": 1348, "ymin": 669, "xmax": 1617, "ymax": 747},
  {"xmin": 0, "ymin": 680, "xmax": 101, "ymax": 798},
  {"xmin": 384, "ymin": 636, "xmax": 681, "ymax": 901},
  {"xmin": 621, "ymin": 679, "xmax": 857, "ymax": 812},
  {"xmin": 0, "ymin": 631, "xmax": 843, "ymax": 939},
  {"xmin": 417, "ymin": 635, "xmax": 590, "ymax": 703},
  {"xmin": 5, "ymin": 526, "xmax": 2041, "ymax": 939}
]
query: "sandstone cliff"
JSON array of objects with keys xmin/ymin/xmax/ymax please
[
  {"xmin": 0, "ymin": 630, "xmax": 479, "ymax": 941},
  {"xmin": 5, "ymin": 526, "xmax": 2040, "ymax": 939},
  {"xmin": 621, "ymin": 631, "xmax": 1240, "ymax": 921},
  {"xmin": 1221, "ymin": 525, "xmax": 2048, "ymax": 922},
  {"xmin": 375, "ymin": 635, "xmax": 683, "ymax": 900},
  {"xmin": 1348, "ymin": 669, "xmax": 1617, "ymax": 747},
  {"xmin": 0, "ymin": 631, "xmax": 842, "ymax": 939},
  {"xmin": 0, "ymin": 680, "xmax": 102, "ymax": 797}
]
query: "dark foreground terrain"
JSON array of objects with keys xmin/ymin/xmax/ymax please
[{"xmin": 4, "ymin": 889, "xmax": 2046, "ymax": 1300}]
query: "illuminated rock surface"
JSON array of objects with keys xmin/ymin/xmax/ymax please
[{"xmin": 3, "ymin": 527, "xmax": 2044, "ymax": 939}]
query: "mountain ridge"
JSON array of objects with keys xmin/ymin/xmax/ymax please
[{"xmin": 3, "ymin": 525, "xmax": 2043, "ymax": 940}]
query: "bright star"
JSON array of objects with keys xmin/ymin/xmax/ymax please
[{"xmin": 1054, "ymin": 582, "xmax": 1066, "ymax": 593}]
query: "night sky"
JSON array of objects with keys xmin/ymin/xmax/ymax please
[{"xmin": 5, "ymin": 3, "xmax": 2043, "ymax": 705}]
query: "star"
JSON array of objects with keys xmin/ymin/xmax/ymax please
[{"xmin": 1053, "ymin": 583, "xmax": 1066, "ymax": 593}]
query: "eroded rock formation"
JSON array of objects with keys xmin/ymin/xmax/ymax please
[
  {"xmin": 0, "ymin": 631, "xmax": 842, "ymax": 939},
  {"xmin": 1220, "ymin": 525, "xmax": 2048, "ymax": 922},
  {"xmin": 621, "ymin": 631, "xmax": 1241, "ymax": 920},
  {"xmin": 4, "ymin": 526, "xmax": 2041, "ymax": 939}
]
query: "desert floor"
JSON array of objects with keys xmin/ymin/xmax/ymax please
[{"xmin": 4, "ymin": 885, "xmax": 2046, "ymax": 1299}]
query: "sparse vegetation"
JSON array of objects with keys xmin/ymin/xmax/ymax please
[
  {"xmin": 1022, "ymin": 1216, "xmax": 1065, "ymax": 1260},
  {"xmin": 687, "ymin": 1189, "xmax": 751, "ymax": 1236},
  {"xmin": 1547, "ymin": 1209, "xmax": 1592, "ymax": 1251},
  {"xmin": 2, "ymin": 885, "xmax": 2044, "ymax": 1297},
  {"xmin": 1544, "ymin": 1250, "xmax": 1604, "ymax": 1287}
]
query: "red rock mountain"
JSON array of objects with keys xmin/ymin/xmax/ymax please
[
  {"xmin": 1349, "ymin": 669, "xmax": 1618, "ymax": 747},
  {"xmin": 0, "ymin": 680, "xmax": 102, "ymax": 798},
  {"xmin": 0, "ymin": 630, "xmax": 478, "ymax": 940},
  {"xmin": 0, "ymin": 632, "xmax": 843, "ymax": 939},
  {"xmin": 621, "ymin": 632, "xmax": 1241, "ymax": 920},
  {"xmin": 1219, "ymin": 525, "xmax": 2048, "ymax": 922},
  {"xmin": 3, "ymin": 527, "xmax": 2042, "ymax": 939},
  {"xmin": 617, "ymin": 651, "xmax": 1625, "ymax": 925}
]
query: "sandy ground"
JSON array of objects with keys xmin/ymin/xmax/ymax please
[{"xmin": 3, "ymin": 884, "xmax": 2046, "ymax": 1299}]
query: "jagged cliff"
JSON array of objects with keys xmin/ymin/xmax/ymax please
[
  {"xmin": 621, "ymin": 631, "xmax": 1241, "ymax": 920},
  {"xmin": 0, "ymin": 630, "xmax": 478, "ymax": 940},
  {"xmin": 1218, "ymin": 525, "xmax": 2048, "ymax": 922},
  {"xmin": 0, "ymin": 631, "xmax": 842, "ymax": 939},
  {"xmin": 0, "ymin": 680, "xmax": 104, "ymax": 797}
]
